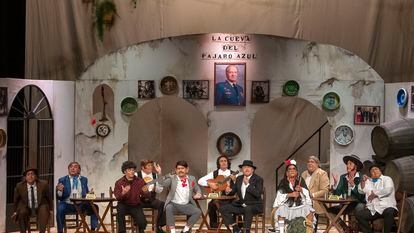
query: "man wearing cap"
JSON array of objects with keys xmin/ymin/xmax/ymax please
[
  {"xmin": 220, "ymin": 160, "xmax": 263, "ymax": 233},
  {"xmin": 157, "ymin": 160, "xmax": 202, "ymax": 233},
  {"xmin": 114, "ymin": 160, "xmax": 149, "ymax": 233},
  {"xmin": 329, "ymin": 154, "xmax": 366, "ymax": 231},
  {"xmin": 56, "ymin": 161, "xmax": 98, "ymax": 233},
  {"xmin": 12, "ymin": 167, "xmax": 53, "ymax": 233},
  {"xmin": 301, "ymin": 155, "xmax": 329, "ymax": 214},
  {"xmin": 355, "ymin": 164, "xmax": 398, "ymax": 233}
]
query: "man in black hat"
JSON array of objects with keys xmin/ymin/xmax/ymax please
[
  {"xmin": 355, "ymin": 164, "xmax": 397, "ymax": 233},
  {"xmin": 114, "ymin": 160, "xmax": 149, "ymax": 233},
  {"xmin": 329, "ymin": 154, "xmax": 366, "ymax": 231},
  {"xmin": 12, "ymin": 167, "xmax": 53, "ymax": 233},
  {"xmin": 220, "ymin": 160, "xmax": 263, "ymax": 233}
]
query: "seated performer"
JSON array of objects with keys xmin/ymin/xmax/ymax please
[
  {"xmin": 198, "ymin": 155, "xmax": 237, "ymax": 228},
  {"xmin": 220, "ymin": 160, "xmax": 263, "ymax": 233},
  {"xmin": 114, "ymin": 161, "xmax": 149, "ymax": 233},
  {"xmin": 136, "ymin": 160, "xmax": 166, "ymax": 233},
  {"xmin": 329, "ymin": 154, "xmax": 365, "ymax": 231},
  {"xmin": 56, "ymin": 162, "xmax": 98, "ymax": 233},
  {"xmin": 355, "ymin": 164, "xmax": 398, "ymax": 233},
  {"xmin": 12, "ymin": 167, "xmax": 53, "ymax": 233},
  {"xmin": 157, "ymin": 160, "xmax": 202, "ymax": 233},
  {"xmin": 272, "ymin": 160, "xmax": 313, "ymax": 230}
]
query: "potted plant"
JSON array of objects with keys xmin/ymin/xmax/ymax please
[{"xmin": 95, "ymin": 0, "xmax": 117, "ymax": 41}]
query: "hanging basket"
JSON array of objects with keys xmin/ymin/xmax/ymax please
[{"xmin": 103, "ymin": 12, "xmax": 114, "ymax": 29}]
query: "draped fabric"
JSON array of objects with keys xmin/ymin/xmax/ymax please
[{"xmin": 26, "ymin": 0, "xmax": 414, "ymax": 82}]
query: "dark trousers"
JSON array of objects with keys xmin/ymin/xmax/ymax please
[
  {"xmin": 117, "ymin": 202, "xmax": 147, "ymax": 233},
  {"xmin": 355, "ymin": 207, "xmax": 397, "ymax": 233},
  {"xmin": 56, "ymin": 202, "xmax": 98, "ymax": 233},
  {"xmin": 18, "ymin": 204, "xmax": 49, "ymax": 233},
  {"xmin": 208, "ymin": 199, "xmax": 233, "ymax": 228},
  {"xmin": 141, "ymin": 198, "xmax": 166, "ymax": 227},
  {"xmin": 220, "ymin": 202, "xmax": 262, "ymax": 230}
]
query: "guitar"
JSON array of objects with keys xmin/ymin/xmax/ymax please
[
  {"xmin": 140, "ymin": 172, "xmax": 175, "ymax": 202},
  {"xmin": 204, "ymin": 170, "xmax": 239, "ymax": 194}
]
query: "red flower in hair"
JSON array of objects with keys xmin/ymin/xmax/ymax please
[{"xmin": 284, "ymin": 159, "xmax": 297, "ymax": 167}]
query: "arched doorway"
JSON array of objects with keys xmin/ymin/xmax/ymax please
[
  {"xmin": 6, "ymin": 85, "xmax": 54, "ymax": 231},
  {"xmin": 251, "ymin": 97, "xmax": 330, "ymax": 217},
  {"xmin": 128, "ymin": 96, "xmax": 208, "ymax": 180}
]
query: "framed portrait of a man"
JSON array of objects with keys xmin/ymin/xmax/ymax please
[
  {"xmin": 214, "ymin": 63, "xmax": 246, "ymax": 106},
  {"xmin": 138, "ymin": 80, "xmax": 155, "ymax": 99},
  {"xmin": 251, "ymin": 81, "xmax": 269, "ymax": 103}
]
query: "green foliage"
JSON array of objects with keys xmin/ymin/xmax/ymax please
[{"xmin": 94, "ymin": 0, "xmax": 117, "ymax": 41}]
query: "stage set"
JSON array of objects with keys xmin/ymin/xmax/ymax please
[{"xmin": 1, "ymin": 1, "xmax": 414, "ymax": 233}]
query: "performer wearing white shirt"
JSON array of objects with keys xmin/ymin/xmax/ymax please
[
  {"xmin": 136, "ymin": 160, "xmax": 166, "ymax": 233},
  {"xmin": 356, "ymin": 164, "xmax": 398, "ymax": 233},
  {"xmin": 198, "ymin": 155, "xmax": 236, "ymax": 228}
]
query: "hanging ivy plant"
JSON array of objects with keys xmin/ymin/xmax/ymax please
[{"xmin": 94, "ymin": 0, "xmax": 117, "ymax": 41}]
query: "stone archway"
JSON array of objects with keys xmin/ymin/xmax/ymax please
[
  {"xmin": 128, "ymin": 96, "xmax": 208, "ymax": 179},
  {"xmin": 251, "ymin": 97, "xmax": 330, "ymax": 217}
]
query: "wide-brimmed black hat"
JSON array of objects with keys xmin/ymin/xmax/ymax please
[
  {"xmin": 343, "ymin": 154, "xmax": 363, "ymax": 170},
  {"xmin": 121, "ymin": 161, "xmax": 137, "ymax": 173},
  {"xmin": 23, "ymin": 167, "xmax": 38, "ymax": 176},
  {"xmin": 238, "ymin": 160, "xmax": 256, "ymax": 169}
]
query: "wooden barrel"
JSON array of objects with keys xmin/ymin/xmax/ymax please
[
  {"xmin": 371, "ymin": 118, "xmax": 414, "ymax": 160},
  {"xmin": 402, "ymin": 196, "xmax": 414, "ymax": 233},
  {"xmin": 384, "ymin": 156, "xmax": 414, "ymax": 194}
]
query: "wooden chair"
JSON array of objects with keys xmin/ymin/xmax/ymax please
[
  {"xmin": 235, "ymin": 188, "xmax": 266, "ymax": 233},
  {"xmin": 370, "ymin": 191, "xmax": 406, "ymax": 233},
  {"xmin": 143, "ymin": 207, "xmax": 156, "ymax": 231},
  {"xmin": 109, "ymin": 186, "xmax": 136, "ymax": 233},
  {"xmin": 64, "ymin": 213, "xmax": 82, "ymax": 233},
  {"xmin": 28, "ymin": 215, "xmax": 51, "ymax": 233}
]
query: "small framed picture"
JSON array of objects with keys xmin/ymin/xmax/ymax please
[
  {"xmin": 251, "ymin": 81, "xmax": 269, "ymax": 103},
  {"xmin": 138, "ymin": 80, "xmax": 155, "ymax": 99},
  {"xmin": 0, "ymin": 87, "xmax": 7, "ymax": 116},
  {"xmin": 411, "ymin": 86, "xmax": 414, "ymax": 111},
  {"xmin": 354, "ymin": 105, "xmax": 380, "ymax": 125},
  {"xmin": 183, "ymin": 80, "xmax": 209, "ymax": 99},
  {"xmin": 214, "ymin": 63, "xmax": 246, "ymax": 106}
]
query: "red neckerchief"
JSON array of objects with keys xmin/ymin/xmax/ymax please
[{"xmin": 180, "ymin": 177, "xmax": 188, "ymax": 187}]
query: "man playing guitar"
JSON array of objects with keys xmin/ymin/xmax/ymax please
[
  {"xmin": 136, "ymin": 160, "xmax": 166, "ymax": 233},
  {"xmin": 198, "ymin": 155, "xmax": 237, "ymax": 228}
]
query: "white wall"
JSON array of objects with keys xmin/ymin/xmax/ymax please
[
  {"xmin": 76, "ymin": 34, "xmax": 383, "ymax": 197},
  {"xmin": 385, "ymin": 82, "xmax": 414, "ymax": 122}
]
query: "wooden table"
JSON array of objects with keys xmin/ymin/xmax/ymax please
[
  {"xmin": 194, "ymin": 195, "xmax": 236, "ymax": 233},
  {"xmin": 70, "ymin": 197, "xmax": 116, "ymax": 233},
  {"xmin": 312, "ymin": 197, "xmax": 356, "ymax": 233}
]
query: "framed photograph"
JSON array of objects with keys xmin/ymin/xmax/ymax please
[
  {"xmin": 183, "ymin": 80, "xmax": 209, "ymax": 99},
  {"xmin": 138, "ymin": 80, "xmax": 155, "ymax": 99},
  {"xmin": 214, "ymin": 63, "xmax": 246, "ymax": 106},
  {"xmin": 411, "ymin": 86, "xmax": 414, "ymax": 111},
  {"xmin": 0, "ymin": 87, "xmax": 7, "ymax": 116},
  {"xmin": 354, "ymin": 105, "xmax": 380, "ymax": 125},
  {"xmin": 251, "ymin": 81, "xmax": 269, "ymax": 103}
]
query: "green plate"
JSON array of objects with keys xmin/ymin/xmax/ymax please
[
  {"xmin": 121, "ymin": 97, "xmax": 138, "ymax": 115},
  {"xmin": 283, "ymin": 80, "xmax": 300, "ymax": 96},
  {"xmin": 322, "ymin": 92, "xmax": 340, "ymax": 111}
]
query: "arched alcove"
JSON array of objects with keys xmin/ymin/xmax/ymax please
[
  {"xmin": 92, "ymin": 84, "xmax": 114, "ymax": 122},
  {"xmin": 251, "ymin": 97, "xmax": 329, "ymax": 217},
  {"xmin": 128, "ymin": 96, "xmax": 208, "ymax": 179}
]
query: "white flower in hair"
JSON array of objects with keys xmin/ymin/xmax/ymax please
[
  {"xmin": 290, "ymin": 159, "xmax": 297, "ymax": 165},
  {"xmin": 284, "ymin": 159, "xmax": 297, "ymax": 166}
]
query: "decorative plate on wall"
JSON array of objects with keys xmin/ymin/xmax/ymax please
[
  {"xmin": 216, "ymin": 132, "xmax": 242, "ymax": 157},
  {"xmin": 322, "ymin": 92, "xmax": 340, "ymax": 111},
  {"xmin": 396, "ymin": 88, "xmax": 408, "ymax": 108},
  {"xmin": 96, "ymin": 123, "xmax": 111, "ymax": 137},
  {"xmin": 282, "ymin": 80, "xmax": 300, "ymax": 96},
  {"xmin": 121, "ymin": 97, "xmax": 138, "ymax": 115},
  {"xmin": 160, "ymin": 76, "xmax": 179, "ymax": 95},
  {"xmin": 334, "ymin": 125, "xmax": 354, "ymax": 146}
]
